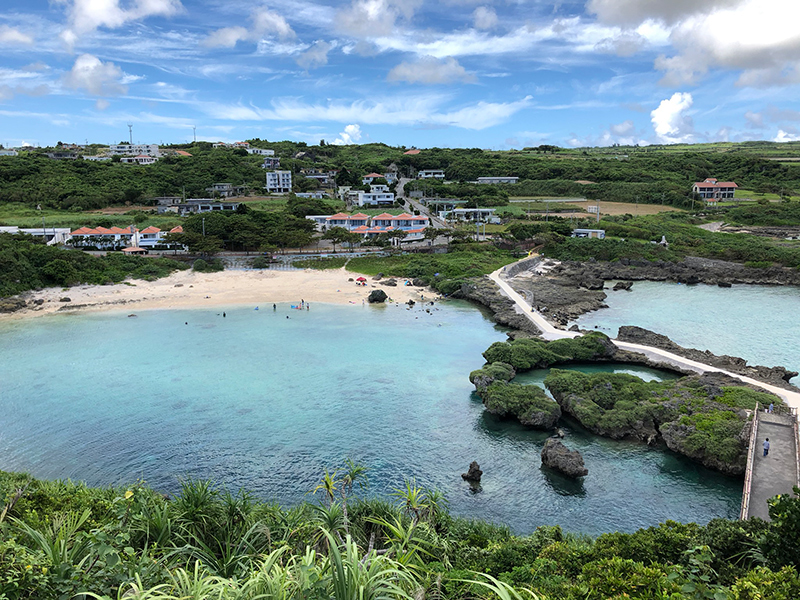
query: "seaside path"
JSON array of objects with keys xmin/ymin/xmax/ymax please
[
  {"xmin": 487, "ymin": 265, "xmax": 800, "ymax": 410},
  {"xmin": 744, "ymin": 411, "xmax": 799, "ymax": 520}
]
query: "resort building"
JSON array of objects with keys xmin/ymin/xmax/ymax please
[
  {"xmin": 265, "ymin": 170, "xmax": 292, "ymax": 194},
  {"xmin": 68, "ymin": 225, "xmax": 184, "ymax": 250},
  {"xmin": 443, "ymin": 207, "xmax": 497, "ymax": 222},
  {"xmin": 0, "ymin": 226, "xmax": 72, "ymax": 245},
  {"xmin": 109, "ymin": 144, "xmax": 160, "ymax": 157},
  {"xmin": 477, "ymin": 176, "xmax": 519, "ymax": 185},
  {"xmin": 571, "ymin": 228, "xmax": 606, "ymax": 239},
  {"xmin": 305, "ymin": 212, "xmax": 429, "ymax": 236},
  {"xmin": 417, "ymin": 169, "xmax": 445, "ymax": 179},
  {"xmin": 692, "ymin": 178, "xmax": 738, "ymax": 200}
]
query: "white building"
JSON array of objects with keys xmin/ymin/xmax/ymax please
[
  {"xmin": 247, "ymin": 148, "xmax": 275, "ymax": 156},
  {"xmin": 109, "ymin": 144, "xmax": 160, "ymax": 157},
  {"xmin": 0, "ymin": 226, "xmax": 72, "ymax": 245},
  {"xmin": 417, "ymin": 169, "xmax": 445, "ymax": 179},
  {"xmin": 120, "ymin": 154, "xmax": 159, "ymax": 165},
  {"xmin": 357, "ymin": 184, "xmax": 395, "ymax": 206},
  {"xmin": 477, "ymin": 176, "xmax": 519, "ymax": 184},
  {"xmin": 0, "ymin": 150, "xmax": 18, "ymax": 157},
  {"xmin": 265, "ymin": 170, "xmax": 292, "ymax": 194}
]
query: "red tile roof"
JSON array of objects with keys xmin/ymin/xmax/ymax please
[
  {"xmin": 349, "ymin": 213, "xmax": 369, "ymax": 219},
  {"xmin": 372, "ymin": 213, "xmax": 395, "ymax": 220},
  {"xmin": 170, "ymin": 225, "xmax": 183, "ymax": 233},
  {"xmin": 140, "ymin": 226, "xmax": 160, "ymax": 234},
  {"xmin": 693, "ymin": 180, "xmax": 738, "ymax": 188},
  {"xmin": 363, "ymin": 172, "xmax": 383, "ymax": 178},
  {"xmin": 404, "ymin": 149, "xmax": 420, "ymax": 155},
  {"xmin": 176, "ymin": 150, "xmax": 192, "ymax": 156},
  {"xmin": 393, "ymin": 213, "xmax": 414, "ymax": 219},
  {"xmin": 327, "ymin": 212, "xmax": 350, "ymax": 220}
]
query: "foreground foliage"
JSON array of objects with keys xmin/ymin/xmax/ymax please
[
  {"xmin": 1, "ymin": 470, "xmax": 800, "ymax": 599},
  {"xmin": 0, "ymin": 234, "xmax": 187, "ymax": 297}
]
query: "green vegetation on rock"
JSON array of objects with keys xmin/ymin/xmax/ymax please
[
  {"xmin": 481, "ymin": 382, "xmax": 562, "ymax": 429},
  {"xmin": 482, "ymin": 333, "xmax": 615, "ymax": 371}
]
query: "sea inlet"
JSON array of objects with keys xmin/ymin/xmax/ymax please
[{"xmin": 0, "ymin": 300, "xmax": 742, "ymax": 535}]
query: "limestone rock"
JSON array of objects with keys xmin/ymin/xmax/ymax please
[
  {"xmin": 461, "ymin": 461, "xmax": 483, "ymax": 482},
  {"xmin": 541, "ymin": 439, "xmax": 588, "ymax": 478},
  {"xmin": 59, "ymin": 297, "xmax": 71, "ymax": 302},
  {"xmin": 612, "ymin": 281, "xmax": 633, "ymax": 291},
  {"xmin": 367, "ymin": 289, "xmax": 388, "ymax": 303},
  {"xmin": 0, "ymin": 298, "xmax": 27, "ymax": 313}
]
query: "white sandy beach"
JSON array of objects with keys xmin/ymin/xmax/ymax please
[{"xmin": 3, "ymin": 268, "xmax": 434, "ymax": 320}]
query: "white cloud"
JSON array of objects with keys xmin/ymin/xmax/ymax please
[
  {"xmin": 337, "ymin": 0, "xmax": 423, "ymax": 37},
  {"xmin": 200, "ymin": 94, "xmax": 532, "ymax": 130},
  {"xmin": 744, "ymin": 111, "xmax": 764, "ymax": 128},
  {"xmin": 63, "ymin": 54, "xmax": 128, "ymax": 96},
  {"xmin": 774, "ymin": 129, "xmax": 800, "ymax": 142},
  {"xmin": 205, "ymin": 9, "xmax": 295, "ymax": 48},
  {"xmin": 333, "ymin": 124, "xmax": 362, "ymax": 145},
  {"xmin": 610, "ymin": 120, "xmax": 636, "ymax": 136},
  {"xmin": 387, "ymin": 56, "xmax": 476, "ymax": 84},
  {"xmin": 0, "ymin": 25, "xmax": 34, "ymax": 45},
  {"xmin": 296, "ymin": 41, "xmax": 332, "ymax": 69},
  {"xmin": 651, "ymin": 92, "xmax": 694, "ymax": 143},
  {"xmin": 594, "ymin": 31, "xmax": 644, "ymax": 56},
  {"xmin": 57, "ymin": 0, "xmax": 184, "ymax": 47},
  {"xmin": 95, "ymin": 98, "xmax": 110, "ymax": 110},
  {"xmin": 587, "ymin": 0, "xmax": 740, "ymax": 27},
  {"xmin": 473, "ymin": 7, "xmax": 498, "ymax": 30}
]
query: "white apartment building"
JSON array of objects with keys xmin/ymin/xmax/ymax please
[
  {"xmin": 417, "ymin": 169, "xmax": 445, "ymax": 179},
  {"xmin": 120, "ymin": 155, "xmax": 159, "ymax": 165},
  {"xmin": 247, "ymin": 148, "xmax": 275, "ymax": 156},
  {"xmin": 265, "ymin": 170, "xmax": 292, "ymax": 193},
  {"xmin": 109, "ymin": 144, "xmax": 160, "ymax": 157}
]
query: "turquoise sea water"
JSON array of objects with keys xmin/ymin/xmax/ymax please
[
  {"xmin": 573, "ymin": 282, "xmax": 800, "ymax": 379},
  {"xmin": 0, "ymin": 301, "xmax": 741, "ymax": 534}
]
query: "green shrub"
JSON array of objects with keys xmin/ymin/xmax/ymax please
[{"xmin": 192, "ymin": 258, "xmax": 224, "ymax": 272}]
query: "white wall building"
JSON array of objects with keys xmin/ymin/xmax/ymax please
[
  {"xmin": 109, "ymin": 144, "xmax": 160, "ymax": 157},
  {"xmin": 247, "ymin": 148, "xmax": 275, "ymax": 156},
  {"xmin": 417, "ymin": 169, "xmax": 445, "ymax": 179},
  {"xmin": 0, "ymin": 226, "xmax": 72, "ymax": 245},
  {"xmin": 120, "ymin": 155, "xmax": 158, "ymax": 165},
  {"xmin": 265, "ymin": 170, "xmax": 292, "ymax": 193},
  {"xmin": 477, "ymin": 176, "xmax": 519, "ymax": 184}
]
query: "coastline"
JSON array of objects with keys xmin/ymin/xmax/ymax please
[{"xmin": 1, "ymin": 267, "xmax": 432, "ymax": 321}]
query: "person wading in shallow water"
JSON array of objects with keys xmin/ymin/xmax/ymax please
[{"xmin": 764, "ymin": 438, "xmax": 770, "ymax": 457}]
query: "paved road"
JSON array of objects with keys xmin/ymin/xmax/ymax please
[
  {"xmin": 746, "ymin": 412, "xmax": 799, "ymax": 520},
  {"xmin": 488, "ymin": 263, "xmax": 800, "ymax": 410},
  {"xmin": 397, "ymin": 177, "xmax": 449, "ymax": 229}
]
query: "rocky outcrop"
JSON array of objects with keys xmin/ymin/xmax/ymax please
[
  {"xmin": 660, "ymin": 418, "xmax": 751, "ymax": 476},
  {"xmin": 367, "ymin": 289, "xmax": 388, "ymax": 303},
  {"xmin": 461, "ymin": 461, "xmax": 483, "ymax": 482},
  {"xmin": 541, "ymin": 439, "xmax": 588, "ymax": 478},
  {"xmin": 480, "ymin": 382, "xmax": 562, "ymax": 429},
  {"xmin": 470, "ymin": 362, "xmax": 516, "ymax": 391},
  {"xmin": 458, "ymin": 277, "xmax": 541, "ymax": 335},
  {"xmin": 612, "ymin": 281, "xmax": 633, "ymax": 291},
  {"xmin": 617, "ymin": 326, "xmax": 799, "ymax": 389},
  {"xmin": 0, "ymin": 298, "xmax": 27, "ymax": 313}
]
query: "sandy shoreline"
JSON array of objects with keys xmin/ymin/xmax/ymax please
[{"xmin": 2, "ymin": 268, "xmax": 436, "ymax": 320}]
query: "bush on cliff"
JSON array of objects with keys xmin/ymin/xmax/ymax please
[
  {"xmin": 482, "ymin": 333, "xmax": 613, "ymax": 371},
  {"xmin": 481, "ymin": 382, "xmax": 562, "ymax": 428},
  {"xmin": 469, "ymin": 362, "xmax": 516, "ymax": 390}
]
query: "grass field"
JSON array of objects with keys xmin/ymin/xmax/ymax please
[{"xmin": 735, "ymin": 190, "xmax": 791, "ymax": 202}]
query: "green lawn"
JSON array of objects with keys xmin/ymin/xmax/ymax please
[{"xmin": 735, "ymin": 190, "xmax": 792, "ymax": 202}]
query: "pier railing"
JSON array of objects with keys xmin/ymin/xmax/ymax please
[{"xmin": 740, "ymin": 403, "xmax": 760, "ymax": 520}]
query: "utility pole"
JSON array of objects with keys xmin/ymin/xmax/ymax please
[
  {"xmin": 202, "ymin": 217, "xmax": 205, "ymax": 237},
  {"xmin": 127, "ymin": 123, "xmax": 133, "ymax": 144},
  {"xmin": 193, "ymin": 126, "xmax": 196, "ymax": 143}
]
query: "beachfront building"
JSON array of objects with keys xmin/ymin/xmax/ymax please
[
  {"xmin": 68, "ymin": 225, "xmax": 184, "ymax": 250},
  {"xmin": 0, "ymin": 226, "xmax": 72, "ymax": 245},
  {"xmin": 265, "ymin": 170, "xmax": 292, "ymax": 194},
  {"xmin": 477, "ymin": 176, "xmax": 519, "ymax": 184},
  {"xmin": 571, "ymin": 228, "xmax": 606, "ymax": 239},
  {"xmin": 120, "ymin": 154, "xmax": 159, "ymax": 165},
  {"xmin": 692, "ymin": 178, "xmax": 738, "ymax": 202},
  {"xmin": 417, "ymin": 169, "xmax": 445, "ymax": 179},
  {"xmin": 109, "ymin": 144, "xmax": 160, "ymax": 157},
  {"xmin": 206, "ymin": 183, "xmax": 246, "ymax": 198},
  {"xmin": 305, "ymin": 212, "xmax": 428, "ymax": 236}
]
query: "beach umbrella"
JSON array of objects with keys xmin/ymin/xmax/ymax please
[{"xmin": 356, "ymin": 277, "xmax": 367, "ymax": 282}]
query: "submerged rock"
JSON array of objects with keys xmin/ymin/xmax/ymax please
[
  {"xmin": 461, "ymin": 461, "xmax": 483, "ymax": 482},
  {"xmin": 541, "ymin": 439, "xmax": 588, "ymax": 478},
  {"xmin": 367, "ymin": 289, "xmax": 388, "ymax": 303}
]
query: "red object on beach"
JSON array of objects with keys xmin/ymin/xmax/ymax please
[{"xmin": 356, "ymin": 277, "xmax": 367, "ymax": 282}]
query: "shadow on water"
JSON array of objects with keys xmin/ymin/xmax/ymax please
[{"xmin": 540, "ymin": 465, "xmax": 587, "ymax": 497}]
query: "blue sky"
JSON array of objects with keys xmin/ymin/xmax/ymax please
[{"xmin": 1, "ymin": 0, "xmax": 800, "ymax": 149}]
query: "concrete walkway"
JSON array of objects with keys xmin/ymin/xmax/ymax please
[
  {"xmin": 488, "ymin": 264, "xmax": 800, "ymax": 410},
  {"xmin": 746, "ymin": 412, "xmax": 799, "ymax": 520}
]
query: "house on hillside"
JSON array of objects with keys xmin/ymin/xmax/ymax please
[
  {"xmin": 248, "ymin": 148, "xmax": 274, "ymax": 156},
  {"xmin": 417, "ymin": 169, "xmax": 445, "ymax": 179},
  {"xmin": 571, "ymin": 229, "xmax": 605, "ymax": 239},
  {"xmin": 110, "ymin": 144, "xmax": 160, "ymax": 157},
  {"xmin": 265, "ymin": 170, "xmax": 292, "ymax": 194},
  {"xmin": 206, "ymin": 183, "xmax": 246, "ymax": 198},
  {"xmin": 356, "ymin": 184, "xmax": 395, "ymax": 206},
  {"xmin": 120, "ymin": 154, "xmax": 158, "ymax": 165},
  {"xmin": 362, "ymin": 172, "xmax": 384, "ymax": 185},
  {"xmin": 692, "ymin": 178, "xmax": 738, "ymax": 204},
  {"xmin": 477, "ymin": 176, "xmax": 519, "ymax": 184}
]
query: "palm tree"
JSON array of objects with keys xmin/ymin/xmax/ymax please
[
  {"xmin": 391, "ymin": 478, "xmax": 428, "ymax": 524},
  {"xmin": 313, "ymin": 469, "xmax": 339, "ymax": 507},
  {"xmin": 340, "ymin": 459, "xmax": 368, "ymax": 533}
]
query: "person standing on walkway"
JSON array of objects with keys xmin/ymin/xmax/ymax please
[
  {"xmin": 769, "ymin": 403, "xmax": 774, "ymax": 413},
  {"xmin": 764, "ymin": 438, "xmax": 770, "ymax": 457}
]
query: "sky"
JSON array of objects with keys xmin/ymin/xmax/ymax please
[{"xmin": 2, "ymin": 0, "xmax": 800, "ymax": 150}]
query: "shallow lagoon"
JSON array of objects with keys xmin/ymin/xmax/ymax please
[
  {"xmin": 0, "ymin": 301, "xmax": 741, "ymax": 534},
  {"xmin": 573, "ymin": 281, "xmax": 800, "ymax": 379}
]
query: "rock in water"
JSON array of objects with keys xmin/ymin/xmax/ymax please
[
  {"xmin": 368, "ymin": 289, "xmax": 388, "ymax": 303},
  {"xmin": 541, "ymin": 439, "xmax": 588, "ymax": 478},
  {"xmin": 461, "ymin": 461, "xmax": 483, "ymax": 482},
  {"xmin": 612, "ymin": 281, "xmax": 633, "ymax": 291},
  {"xmin": 0, "ymin": 298, "xmax": 27, "ymax": 313}
]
